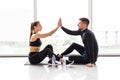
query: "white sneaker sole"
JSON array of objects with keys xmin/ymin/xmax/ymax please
[{"xmin": 67, "ymin": 61, "xmax": 74, "ymax": 65}]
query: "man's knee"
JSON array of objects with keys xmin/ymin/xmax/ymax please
[{"xmin": 71, "ymin": 43, "xmax": 77, "ymax": 46}]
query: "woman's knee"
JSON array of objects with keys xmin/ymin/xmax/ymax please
[
  {"xmin": 44, "ymin": 48, "xmax": 53, "ymax": 57},
  {"xmin": 45, "ymin": 48, "xmax": 52, "ymax": 53},
  {"xmin": 45, "ymin": 44, "xmax": 53, "ymax": 51},
  {"xmin": 46, "ymin": 44, "xmax": 52, "ymax": 48}
]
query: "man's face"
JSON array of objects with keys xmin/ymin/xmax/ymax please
[{"xmin": 77, "ymin": 20, "xmax": 84, "ymax": 30}]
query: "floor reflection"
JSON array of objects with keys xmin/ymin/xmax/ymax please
[{"xmin": 29, "ymin": 65, "xmax": 98, "ymax": 80}]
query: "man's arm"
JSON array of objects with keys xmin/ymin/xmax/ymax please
[
  {"xmin": 58, "ymin": 18, "xmax": 81, "ymax": 35},
  {"xmin": 61, "ymin": 26, "xmax": 81, "ymax": 35}
]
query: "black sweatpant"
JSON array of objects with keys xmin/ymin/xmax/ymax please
[
  {"xmin": 61, "ymin": 43, "xmax": 89, "ymax": 64},
  {"xmin": 29, "ymin": 44, "xmax": 55, "ymax": 64}
]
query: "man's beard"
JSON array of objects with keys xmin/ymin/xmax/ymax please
[{"xmin": 79, "ymin": 27, "xmax": 82, "ymax": 31}]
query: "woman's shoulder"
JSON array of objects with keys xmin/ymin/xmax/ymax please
[{"xmin": 30, "ymin": 34, "xmax": 39, "ymax": 42}]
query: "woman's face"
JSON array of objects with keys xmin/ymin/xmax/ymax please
[{"xmin": 35, "ymin": 23, "xmax": 42, "ymax": 31}]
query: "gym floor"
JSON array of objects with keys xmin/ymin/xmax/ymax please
[{"xmin": 0, "ymin": 57, "xmax": 120, "ymax": 80}]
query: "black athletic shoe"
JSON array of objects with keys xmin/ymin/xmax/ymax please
[
  {"xmin": 48, "ymin": 60, "xmax": 58, "ymax": 67},
  {"xmin": 48, "ymin": 60, "xmax": 52, "ymax": 64},
  {"xmin": 62, "ymin": 60, "xmax": 74, "ymax": 65},
  {"xmin": 66, "ymin": 60, "xmax": 74, "ymax": 65},
  {"xmin": 48, "ymin": 60, "xmax": 58, "ymax": 65}
]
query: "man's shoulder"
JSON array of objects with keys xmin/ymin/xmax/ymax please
[
  {"xmin": 86, "ymin": 29, "xmax": 94, "ymax": 35},
  {"xmin": 83, "ymin": 30, "xmax": 95, "ymax": 38}
]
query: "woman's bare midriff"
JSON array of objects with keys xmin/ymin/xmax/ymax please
[{"xmin": 29, "ymin": 46, "xmax": 40, "ymax": 52}]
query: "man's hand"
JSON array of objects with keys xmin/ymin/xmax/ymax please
[
  {"xmin": 57, "ymin": 18, "xmax": 62, "ymax": 28},
  {"xmin": 86, "ymin": 63, "xmax": 95, "ymax": 67}
]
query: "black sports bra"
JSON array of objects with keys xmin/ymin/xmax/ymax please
[{"xmin": 29, "ymin": 38, "xmax": 42, "ymax": 47}]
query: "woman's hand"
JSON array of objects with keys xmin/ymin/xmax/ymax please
[{"xmin": 57, "ymin": 18, "xmax": 62, "ymax": 28}]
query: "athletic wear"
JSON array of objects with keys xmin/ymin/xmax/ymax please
[
  {"xmin": 29, "ymin": 38, "xmax": 42, "ymax": 47},
  {"xmin": 29, "ymin": 45, "xmax": 53, "ymax": 64},
  {"xmin": 61, "ymin": 26, "xmax": 98, "ymax": 64}
]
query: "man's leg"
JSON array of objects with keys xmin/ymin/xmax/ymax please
[
  {"xmin": 59, "ymin": 43, "xmax": 89, "ymax": 64},
  {"xmin": 61, "ymin": 43, "xmax": 85, "ymax": 57}
]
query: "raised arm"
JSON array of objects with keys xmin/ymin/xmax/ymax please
[
  {"xmin": 33, "ymin": 18, "xmax": 61, "ymax": 39},
  {"xmin": 36, "ymin": 27, "xmax": 59, "ymax": 38},
  {"xmin": 58, "ymin": 18, "xmax": 82, "ymax": 35},
  {"xmin": 61, "ymin": 26, "xmax": 81, "ymax": 35}
]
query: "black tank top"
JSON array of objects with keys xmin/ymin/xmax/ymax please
[{"xmin": 29, "ymin": 38, "xmax": 42, "ymax": 47}]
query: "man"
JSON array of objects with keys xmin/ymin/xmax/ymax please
[{"xmin": 58, "ymin": 18, "xmax": 98, "ymax": 67}]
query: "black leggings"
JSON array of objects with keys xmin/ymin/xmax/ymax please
[
  {"xmin": 61, "ymin": 43, "xmax": 89, "ymax": 64},
  {"xmin": 29, "ymin": 44, "xmax": 59, "ymax": 64}
]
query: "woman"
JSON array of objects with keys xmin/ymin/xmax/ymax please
[{"xmin": 28, "ymin": 19, "xmax": 61, "ymax": 64}]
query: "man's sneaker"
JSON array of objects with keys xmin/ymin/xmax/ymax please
[
  {"xmin": 66, "ymin": 60, "xmax": 74, "ymax": 65},
  {"xmin": 62, "ymin": 60, "xmax": 74, "ymax": 65}
]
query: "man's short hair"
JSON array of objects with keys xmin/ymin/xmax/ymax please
[{"xmin": 79, "ymin": 18, "xmax": 89, "ymax": 26}]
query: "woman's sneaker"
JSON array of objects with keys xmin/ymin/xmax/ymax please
[
  {"xmin": 48, "ymin": 60, "xmax": 52, "ymax": 64},
  {"xmin": 48, "ymin": 60, "xmax": 58, "ymax": 67}
]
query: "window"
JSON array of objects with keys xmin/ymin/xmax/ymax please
[
  {"xmin": 37, "ymin": 0, "xmax": 89, "ymax": 53},
  {"xmin": 0, "ymin": 0, "xmax": 33, "ymax": 56},
  {"xmin": 93, "ymin": 0, "xmax": 120, "ymax": 55}
]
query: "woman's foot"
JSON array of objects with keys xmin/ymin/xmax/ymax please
[
  {"xmin": 48, "ymin": 60, "xmax": 52, "ymax": 64},
  {"xmin": 48, "ymin": 60, "xmax": 58, "ymax": 65},
  {"xmin": 48, "ymin": 60, "xmax": 58, "ymax": 67},
  {"xmin": 57, "ymin": 54, "xmax": 63, "ymax": 58}
]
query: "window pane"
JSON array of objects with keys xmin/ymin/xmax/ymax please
[
  {"xmin": 93, "ymin": 0, "xmax": 120, "ymax": 55},
  {"xmin": 37, "ymin": 0, "xmax": 89, "ymax": 53},
  {"xmin": 0, "ymin": 0, "xmax": 33, "ymax": 56}
]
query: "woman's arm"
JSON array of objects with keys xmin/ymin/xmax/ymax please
[
  {"xmin": 32, "ymin": 18, "xmax": 61, "ymax": 40},
  {"xmin": 36, "ymin": 27, "xmax": 59, "ymax": 38}
]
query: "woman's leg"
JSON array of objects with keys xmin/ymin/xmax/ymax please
[
  {"xmin": 44, "ymin": 44, "xmax": 53, "ymax": 51},
  {"xmin": 29, "ymin": 48, "xmax": 53, "ymax": 64},
  {"xmin": 44, "ymin": 44, "xmax": 60, "ymax": 61}
]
